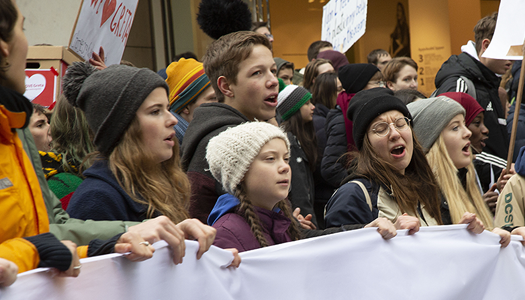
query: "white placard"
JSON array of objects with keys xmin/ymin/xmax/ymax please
[
  {"xmin": 321, "ymin": 0, "xmax": 368, "ymax": 53},
  {"xmin": 69, "ymin": 0, "xmax": 139, "ymax": 66},
  {"xmin": 482, "ymin": 0, "xmax": 525, "ymax": 60}
]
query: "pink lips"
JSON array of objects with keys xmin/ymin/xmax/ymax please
[{"xmin": 264, "ymin": 94, "xmax": 278, "ymax": 107}]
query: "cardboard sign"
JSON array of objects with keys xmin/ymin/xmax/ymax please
[
  {"xmin": 321, "ymin": 0, "xmax": 368, "ymax": 53},
  {"xmin": 24, "ymin": 69, "xmax": 58, "ymax": 107},
  {"xmin": 482, "ymin": 0, "xmax": 525, "ymax": 60},
  {"xmin": 69, "ymin": 0, "xmax": 139, "ymax": 66}
]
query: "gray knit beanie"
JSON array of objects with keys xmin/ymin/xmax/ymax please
[
  {"xmin": 277, "ymin": 85, "xmax": 312, "ymax": 121},
  {"xmin": 407, "ymin": 96, "xmax": 466, "ymax": 152},
  {"xmin": 206, "ymin": 122, "xmax": 290, "ymax": 195},
  {"xmin": 63, "ymin": 62, "xmax": 169, "ymax": 156}
]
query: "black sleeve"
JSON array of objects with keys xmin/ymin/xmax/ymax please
[
  {"xmin": 87, "ymin": 233, "xmax": 125, "ymax": 257},
  {"xmin": 300, "ymin": 224, "xmax": 365, "ymax": 239},
  {"xmin": 24, "ymin": 232, "xmax": 72, "ymax": 271}
]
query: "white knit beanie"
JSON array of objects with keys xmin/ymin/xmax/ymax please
[{"xmin": 206, "ymin": 122, "xmax": 290, "ymax": 195}]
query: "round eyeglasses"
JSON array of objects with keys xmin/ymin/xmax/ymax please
[{"xmin": 370, "ymin": 117, "xmax": 411, "ymax": 137}]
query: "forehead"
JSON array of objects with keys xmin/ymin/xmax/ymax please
[
  {"xmin": 239, "ymin": 45, "xmax": 274, "ymax": 68},
  {"xmin": 371, "ymin": 110, "xmax": 404, "ymax": 123},
  {"xmin": 255, "ymin": 27, "xmax": 270, "ymax": 35}
]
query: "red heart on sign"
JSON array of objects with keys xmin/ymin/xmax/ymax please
[{"xmin": 100, "ymin": 0, "xmax": 116, "ymax": 27}]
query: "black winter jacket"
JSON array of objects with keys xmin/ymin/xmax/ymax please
[
  {"xmin": 435, "ymin": 52, "xmax": 508, "ymax": 160},
  {"xmin": 321, "ymin": 106, "xmax": 349, "ymax": 188}
]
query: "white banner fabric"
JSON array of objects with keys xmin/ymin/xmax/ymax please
[{"xmin": 2, "ymin": 225, "xmax": 525, "ymax": 299}]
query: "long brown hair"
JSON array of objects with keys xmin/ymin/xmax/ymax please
[
  {"xmin": 303, "ymin": 58, "xmax": 333, "ymax": 91},
  {"xmin": 282, "ymin": 111, "xmax": 318, "ymax": 172},
  {"xmin": 107, "ymin": 117, "xmax": 190, "ymax": 223},
  {"xmin": 311, "ymin": 72, "xmax": 337, "ymax": 109},
  {"xmin": 235, "ymin": 185, "xmax": 301, "ymax": 248},
  {"xmin": 350, "ymin": 126, "xmax": 442, "ymax": 224}
]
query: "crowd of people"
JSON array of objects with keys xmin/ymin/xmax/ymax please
[{"xmin": 2, "ymin": 0, "xmax": 525, "ymax": 290}]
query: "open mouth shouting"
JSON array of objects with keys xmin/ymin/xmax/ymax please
[
  {"xmin": 164, "ymin": 132, "xmax": 175, "ymax": 147},
  {"xmin": 264, "ymin": 94, "xmax": 278, "ymax": 107},
  {"xmin": 391, "ymin": 145, "xmax": 406, "ymax": 158},
  {"xmin": 462, "ymin": 142, "xmax": 471, "ymax": 155}
]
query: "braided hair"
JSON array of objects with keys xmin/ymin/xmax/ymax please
[{"xmin": 235, "ymin": 185, "xmax": 302, "ymax": 248}]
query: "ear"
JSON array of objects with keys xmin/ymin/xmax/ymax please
[
  {"xmin": 386, "ymin": 81, "xmax": 395, "ymax": 90},
  {"xmin": 481, "ymin": 39, "xmax": 491, "ymax": 53},
  {"xmin": 181, "ymin": 107, "xmax": 190, "ymax": 116},
  {"xmin": 0, "ymin": 40, "xmax": 9, "ymax": 58},
  {"xmin": 217, "ymin": 76, "xmax": 234, "ymax": 98}
]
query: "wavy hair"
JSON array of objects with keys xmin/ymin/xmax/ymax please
[
  {"xmin": 107, "ymin": 117, "xmax": 190, "ymax": 223},
  {"xmin": 426, "ymin": 135, "xmax": 493, "ymax": 229},
  {"xmin": 349, "ymin": 124, "xmax": 442, "ymax": 223},
  {"xmin": 50, "ymin": 95, "xmax": 95, "ymax": 175},
  {"xmin": 235, "ymin": 185, "xmax": 301, "ymax": 248}
]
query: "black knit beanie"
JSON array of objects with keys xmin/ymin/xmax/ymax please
[
  {"xmin": 347, "ymin": 87, "xmax": 411, "ymax": 150},
  {"xmin": 63, "ymin": 62, "xmax": 169, "ymax": 156},
  {"xmin": 338, "ymin": 63, "xmax": 379, "ymax": 94}
]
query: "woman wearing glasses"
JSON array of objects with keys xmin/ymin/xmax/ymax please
[{"xmin": 325, "ymin": 88, "xmax": 442, "ymax": 227}]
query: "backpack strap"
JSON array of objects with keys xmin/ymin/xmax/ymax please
[{"xmin": 350, "ymin": 180, "xmax": 372, "ymax": 212}]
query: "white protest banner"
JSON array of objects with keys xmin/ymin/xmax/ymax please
[
  {"xmin": 69, "ymin": 0, "xmax": 139, "ymax": 66},
  {"xmin": 482, "ymin": 0, "xmax": 525, "ymax": 60},
  {"xmin": 321, "ymin": 0, "xmax": 367, "ymax": 53},
  {"xmin": 2, "ymin": 225, "xmax": 525, "ymax": 299}
]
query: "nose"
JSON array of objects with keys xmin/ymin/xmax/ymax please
[
  {"xmin": 464, "ymin": 126, "xmax": 472, "ymax": 139},
  {"xmin": 167, "ymin": 111, "xmax": 178, "ymax": 127},
  {"xmin": 410, "ymin": 79, "xmax": 418, "ymax": 89},
  {"xmin": 279, "ymin": 160, "xmax": 291, "ymax": 174},
  {"xmin": 481, "ymin": 124, "xmax": 489, "ymax": 136},
  {"xmin": 268, "ymin": 72, "xmax": 279, "ymax": 88},
  {"xmin": 388, "ymin": 123, "xmax": 401, "ymax": 140}
]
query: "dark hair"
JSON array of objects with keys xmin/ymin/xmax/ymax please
[
  {"xmin": 203, "ymin": 31, "xmax": 271, "ymax": 102},
  {"xmin": 278, "ymin": 61, "xmax": 294, "ymax": 74},
  {"xmin": 31, "ymin": 102, "xmax": 47, "ymax": 116},
  {"xmin": 252, "ymin": 21, "xmax": 269, "ymax": 32},
  {"xmin": 367, "ymin": 49, "xmax": 390, "ymax": 65},
  {"xmin": 282, "ymin": 111, "xmax": 318, "ymax": 172},
  {"xmin": 0, "ymin": 0, "xmax": 18, "ymax": 72},
  {"xmin": 307, "ymin": 40, "xmax": 333, "ymax": 62},
  {"xmin": 173, "ymin": 51, "xmax": 198, "ymax": 62},
  {"xmin": 235, "ymin": 185, "xmax": 301, "ymax": 248},
  {"xmin": 382, "ymin": 57, "xmax": 418, "ymax": 84},
  {"xmin": 349, "ymin": 126, "xmax": 442, "ymax": 223},
  {"xmin": 303, "ymin": 58, "xmax": 333, "ymax": 91},
  {"xmin": 474, "ymin": 12, "xmax": 497, "ymax": 55},
  {"xmin": 311, "ymin": 72, "xmax": 337, "ymax": 109},
  {"xmin": 394, "ymin": 89, "xmax": 427, "ymax": 105}
]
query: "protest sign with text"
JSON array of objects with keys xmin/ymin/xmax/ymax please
[
  {"xmin": 69, "ymin": 0, "xmax": 139, "ymax": 66},
  {"xmin": 321, "ymin": 0, "xmax": 368, "ymax": 53}
]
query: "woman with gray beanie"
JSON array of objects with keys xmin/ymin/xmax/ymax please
[
  {"xmin": 63, "ymin": 62, "xmax": 191, "ymax": 224},
  {"xmin": 408, "ymin": 96, "xmax": 511, "ymax": 246},
  {"xmin": 325, "ymin": 87, "xmax": 440, "ymax": 229}
]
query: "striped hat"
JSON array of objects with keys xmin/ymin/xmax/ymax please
[
  {"xmin": 166, "ymin": 58, "xmax": 210, "ymax": 113},
  {"xmin": 277, "ymin": 85, "xmax": 312, "ymax": 121}
]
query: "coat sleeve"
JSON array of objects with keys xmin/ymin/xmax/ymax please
[
  {"xmin": 324, "ymin": 181, "xmax": 378, "ymax": 227},
  {"xmin": 494, "ymin": 174, "xmax": 525, "ymax": 228},
  {"xmin": 0, "ymin": 238, "xmax": 39, "ymax": 273},
  {"xmin": 212, "ymin": 226, "xmax": 247, "ymax": 252},
  {"xmin": 17, "ymin": 128, "xmax": 137, "ymax": 246},
  {"xmin": 321, "ymin": 109, "xmax": 349, "ymax": 188}
]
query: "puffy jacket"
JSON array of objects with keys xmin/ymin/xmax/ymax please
[
  {"xmin": 287, "ymin": 132, "xmax": 317, "ymax": 228},
  {"xmin": 321, "ymin": 106, "xmax": 349, "ymax": 188},
  {"xmin": 0, "ymin": 89, "xmax": 71, "ymax": 273},
  {"xmin": 181, "ymin": 103, "xmax": 249, "ymax": 223},
  {"xmin": 435, "ymin": 52, "xmax": 508, "ymax": 160}
]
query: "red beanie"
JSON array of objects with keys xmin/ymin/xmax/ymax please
[{"xmin": 439, "ymin": 92, "xmax": 484, "ymax": 126}]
